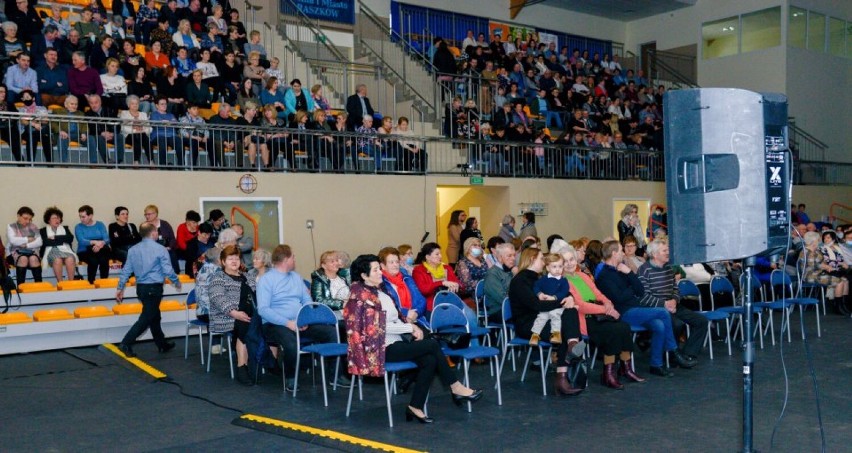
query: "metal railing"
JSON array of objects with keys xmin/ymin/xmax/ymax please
[
  {"xmin": 0, "ymin": 111, "xmax": 667, "ymax": 180},
  {"xmin": 356, "ymin": 1, "xmax": 438, "ymax": 117},
  {"xmin": 278, "ymin": 0, "xmax": 347, "ymax": 62},
  {"xmin": 645, "ymin": 49, "xmax": 698, "ymax": 89},
  {"xmin": 788, "ymin": 116, "xmax": 828, "ymax": 162}
]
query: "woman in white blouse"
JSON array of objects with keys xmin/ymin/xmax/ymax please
[
  {"xmin": 100, "ymin": 58, "xmax": 128, "ymax": 112},
  {"xmin": 118, "ymin": 95, "xmax": 153, "ymax": 165}
]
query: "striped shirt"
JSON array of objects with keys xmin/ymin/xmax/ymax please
[{"xmin": 636, "ymin": 261, "xmax": 680, "ymax": 308}]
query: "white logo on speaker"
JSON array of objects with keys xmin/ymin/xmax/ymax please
[{"xmin": 769, "ymin": 166, "xmax": 782, "ymax": 185}]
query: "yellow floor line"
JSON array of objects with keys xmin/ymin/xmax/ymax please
[
  {"xmin": 239, "ymin": 414, "xmax": 427, "ymax": 453},
  {"xmin": 102, "ymin": 343, "xmax": 168, "ymax": 379}
]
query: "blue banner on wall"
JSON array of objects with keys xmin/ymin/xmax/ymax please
[{"xmin": 285, "ymin": 0, "xmax": 355, "ymax": 24}]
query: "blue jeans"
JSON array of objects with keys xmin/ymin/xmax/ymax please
[
  {"xmin": 361, "ymin": 144, "xmax": 382, "ymax": 170},
  {"xmin": 87, "ymin": 133, "xmax": 124, "ymax": 164},
  {"xmin": 543, "ymin": 111, "xmax": 563, "ymax": 129},
  {"xmin": 621, "ymin": 307, "xmax": 677, "ymax": 367}
]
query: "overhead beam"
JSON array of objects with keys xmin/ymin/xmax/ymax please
[{"xmin": 509, "ymin": 0, "xmax": 526, "ymax": 19}]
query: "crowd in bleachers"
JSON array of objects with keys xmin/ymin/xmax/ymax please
[
  {"xmin": 0, "ymin": 0, "xmax": 390, "ymax": 169},
  {"xmin": 433, "ymin": 30, "xmax": 665, "ymax": 176}
]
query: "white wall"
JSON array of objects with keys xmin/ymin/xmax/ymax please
[{"xmin": 697, "ymin": 45, "xmax": 787, "ymax": 93}]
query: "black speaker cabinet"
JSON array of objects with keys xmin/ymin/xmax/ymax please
[{"xmin": 664, "ymin": 88, "xmax": 790, "ymax": 265}]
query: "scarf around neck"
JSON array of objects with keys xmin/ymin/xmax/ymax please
[
  {"xmin": 382, "ymin": 270, "xmax": 412, "ymax": 310},
  {"xmin": 422, "ymin": 262, "xmax": 446, "ymax": 281}
]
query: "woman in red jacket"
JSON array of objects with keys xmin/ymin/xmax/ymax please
[{"xmin": 411, "ymin": 242, "xmax": 461, "ymax": 311}]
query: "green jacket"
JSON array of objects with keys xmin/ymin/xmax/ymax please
[{"xmin": 310, "ymin": 269, "xmax": 349, "ymax": 311}]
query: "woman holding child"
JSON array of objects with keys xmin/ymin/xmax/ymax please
[{"xmin": 507, "ymin": 248, "xmax": 585, "ymax": 396}]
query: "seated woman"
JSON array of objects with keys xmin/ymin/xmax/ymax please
[
  {"xmin": 100, "ymin": 58, "xmax": 128, "ymax": 112},
  {"xmin": 247, "ymin": 248, "xmax": 271, "ymax": 281},
  {"xmin": 194, "ymin": 246, "xmax": 221, "ymax": 324},
  {"xmin": 308, "ymin": 109, "xmax": 346, "ymax": 172},
  {"xmin": 398, "ymin": 244, "xmax": 415, "ymax": 274},
  {"xmin": 185, "ymin": 70, "xmax": 213, "ymax": 109},
  {"xmin": 6, "ymin": 206, "xmax": 43, "ymax": 285},
  {"xmin": 108, "ymin": 206, "xmax": 140, "ymax": 264},
  {"xmin": 259, "ymin": 77, "xmax": 287, "ymax": 120},
  {"xmin": 411, "ymin": 242, "xmax": 461, "ymax": 311},
  {"xmin": 801, "ymin": 231, "xmax": 848, "ymax": 311},
  {"xmin": 39, "ymin": 207, "xmax": 78, "ymax": 283},
  {"xmin": 394, "ymin": 117, "xmax": 426, "ymax": 172},
  {"xmin": 310, "ymin": 250, "xmax": 350, "ymax": 317},
  {"xmin": 119, "ymin": 95, "xmax": 153, "ymax": 165},
  {"xmin": 508, "ymin": 248, "xmax": 586, "ymax": 396},
  {"xmin": 379, "ymin": 247, "xmax": 429, "ymax": 327},
  {"xmin": 455, "ymin": 237, "xmax": 488, "ymax": 299},
  {"xmin": 208, "ymin": 245, "xmax": 257, "ymax": 385},
  {"xmin": 344, "ymin": 254, "xmax": 482, "ymax": 424},
  {"xmin": 175, "ymin": 210, "xmax": 201, "ymax": 273},
  {"xmin": 622, "ymin": 235, "xmax": 646, "ymax": 274},
  {"xmin": 560, "ymin": 245, "xmax": 645, "ymax": 389},
  {"xmin": 235, "ymin": 102, "xmax": 267, "ymax": 168}
]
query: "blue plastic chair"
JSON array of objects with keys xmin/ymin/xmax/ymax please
[
  {"xmin": 679, "ymin": 279, "xmax": 731, "ymax": 358},
  {"xmin": 712, "ymin": 276, "xmax": 763, "ymax": 348},
  {"xmin": 183, "ymin": 289, "xmax": 208, "ymax": 365},
  {"xmin": 346, "ymin": 360, "xmax": 420, "ymax": 428},
  {"xmin": 430, "ymin": 303, "xmax": 502, "ymax": 411},
  {"xmin": 499, "ymin": 297, "xmax": 552, "ymax": 396},
  {"xmin": 740, "ymin": 273, "xmax": 786, "ymax": 346},
  {"xmin": 770, "ymin": 270, "xmax": 821, "ymax": 341},
  {"xmin": 433, "ymin": 290, "xmax": 491, "ymax": 344},
  {"xmin": 294, "ymin": 303, "xmax": 348, "ymax": 406}
]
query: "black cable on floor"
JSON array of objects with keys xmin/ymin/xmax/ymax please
[
  {"xmin": 799, "ymin": 318, "xmax": 827, "ymax": 453},
  {"xmin": 768, "ymin": 307, "xmax": 790, "ymax": 452},
  {"xmin": 157, "ymin": 377, "xmax": 245, "ymax": 415},
  {"xmin": 62, "ymin": 350, "xmax": 102, "ymax": 367}
]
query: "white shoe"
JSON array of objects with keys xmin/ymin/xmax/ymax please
[{"xmin": 211, "ymin": 344, "xmax": 222, "ymax": 355}]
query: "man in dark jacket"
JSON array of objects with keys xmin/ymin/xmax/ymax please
[{"xmin": 345, "ymin": 84, "xmax": 373, "ymax": 130}]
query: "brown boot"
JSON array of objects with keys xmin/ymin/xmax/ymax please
[
  {"xmin": 554, "ymin": 371, "xmax": 583, "ymax": 397},
  {"xmin": 618, "ymin": 359, "xmax": 647, "ymax": 383},
  {"xmin": 550, "ymin": 331, "xmax": 562, "ymax": 344},
  {"xmin": 529, "ymin": 333, "xmax": 541, "ymax": 346},
  {"xmin": 601, "ymin": 363, "xmax": 624, "ymax": 390}
]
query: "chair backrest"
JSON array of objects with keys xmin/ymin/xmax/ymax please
[
  {"xmin": 303, "ymin": 279, "xmax": 311, "ymax": 292},
  {"xmin": 430, "ymin": 303, "xmax": 470, "ymax": 334},
  {"xmin": 709, "ymin": 276, "xmax": 735, "ymax": 310},
  {"xmin": 473, "ymin": 279, "xmax": 488, "ymax": 323},
  {"xmin": 501, "ymin": 297, "xmax": 513, "ymax": 322},
  {"xmin": 769, "ymin": 269, "xmax": 793, "ymax": 300},
  {"xmin": 296, "ymin": 303, "xmax": 338, "ymax": 340},
  {"xmin": 433, "ymin": 290, "xmax": 466, "ymax": 310},
  {"xmin": 677, "ymin": 279, "xmax": 702, "ymax": 311},
  {"xmin": 739, "ymin": 272, "xmax": 765, "ymax": 302}
]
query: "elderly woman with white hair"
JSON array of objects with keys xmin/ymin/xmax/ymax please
[
  {"xmin": 248, "ymin": 248, "xmax": 271, "ymax": 280},
  {"xmin": 801, "ymin": 231, "xmax": 849, "ymax": 313},
  {"xmin": 560, "ymin": 245, "xmax": 645, "ymax": 389},
  {"xmin": 215, "ymin": 227, "xmax": 239, "ymax": 248},
  {"xmin": 355, "ymin": 114, "xmax": 383, "ymax": 171},
  {"xmin": 118, "ymin": 95, "xmax": 153, "ymax": 165}
]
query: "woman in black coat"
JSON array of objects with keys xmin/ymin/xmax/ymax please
[{"xmin": 508, "ymin": 248, "xmax": 585, "ymax": 397}]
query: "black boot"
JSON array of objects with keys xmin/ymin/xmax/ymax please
[
  {"xmin": 670, "ymin": 349, "xmax": 697, "ymax": 369},
  {"xmin": 838, "ymin": 296, "xmax": 852, "ymax": 316},
  {"xmin": 236, "ymin": 365, "xmax": 254, "ymax": 386}
]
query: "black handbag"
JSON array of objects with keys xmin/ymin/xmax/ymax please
[{"xmin": 433, "ymin": 332, "xmax": 472, "ymax": 350}]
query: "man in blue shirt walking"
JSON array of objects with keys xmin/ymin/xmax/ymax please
[{"xmin": 116, "ymin": 222, "xmax": 182, "ymax": 358}]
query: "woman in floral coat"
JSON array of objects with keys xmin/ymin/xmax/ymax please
[{"xmin": 344, "ymin": 254, "xmax": 483, "ymax": 424}]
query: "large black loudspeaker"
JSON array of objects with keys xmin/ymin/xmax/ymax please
[{"xmin": 664, "ymin": 88, "xmax": 791, "ymax": 265}]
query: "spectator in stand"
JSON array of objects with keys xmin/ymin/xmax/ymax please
[
  {"xmin": 51, "ymin": 95, "xmax": 86, "ymax": 162},
  {"xmin": 530, "ymin": 88, "xmax": 563, "ymax": 130},
  {"xmin": 519, "ymin": 212, "xmax": 538, "ymax": 240},
  {"xmin": 108, "ymin": 206, "xmax": 141, "ymax": 264},
  {"xmin": 355, "ymin": 115, "xmax": 384, "ymax": 171},
  {"xmin": 243, "ymin": 30, "xmax": 267, "ymax": 61},
  {"xmin": 118, "ymin": 40, "xmax": 142, "ymax": 80},
  {"xmin": 119, "ymin": 95, "xmax": 153, "ymax": 165},
  {"xmin": 73, "ymin": 9, "xmax": 100, "ymax": 42},
  {"xmin": 135, "ymin": 0, "xmax": 159, "ymax": 44},
  {"xmin": 310, "ymin": 84, "xmax": 331, "ymax": 114},
  {"xmin": 4, "ymin": 52, "xmax": 37, "ymax": 103},
  {"xmin": 284, "ymin": 78, "xmax": 315, "ymax": 121},
  {"xmin": 207, "ymin": 102, "xmax": 238, "ymax": 167},
  {"xmin": 127, "ymin": 66, "xmax": 154, "ymax": 113},
  {"xmin": 157, "ymin": 66, "xmax": 186, "ymax": 117},
  {"xmin": 150, "ymin": 96, "xmax": 184, "ymax": 166},
  {"xmin": 345, "ymin": 83, "xmax": 374, "ymax": 130},
  {"xmin": 395, "ymin": 116, "xmax": 426, "ymax": 172},
  {"xmin": 201, "ymin": 23, "xmax": 224, "ymax": 56},
  {"xmin": 185, "ymin": 69, "xmax": 213, "ymax": 109},
  {"xmin": 182, "ymin": 0, "xmax": 207, "ymax": 36},
  {"xmin": 150, "ymin": 17, "xmax": 174, "ymax": 57},
  {"xmin": 217, "ymin": 50, "xmax": 242, "ymax": 104},
  {"xmin": 171, "ymin": 46, "xmax": 196, "ymax": 80},
  {"xmin": 39, "ymin": 206, "xmax": 77, "ymax": 282},
  {"xmin": 0, "ymin": 85, "xmax": 22, "ymax": 160},
  {"xmin": 100, "ymin": 58, "xmax": 127, "ymax": 111},
  {"xmin": 158, "ymin": 0, "xmax": 180, "ymax": 33},
  {"xmin": 796, "ymin": 204, "xmax": 811, "ymax": 225},
  {"xmin": 180, "ymin": 103, "xmax": 209, "ymax": 166},
  {"xmin": 89, "ymin": 36, "xmax": 117, "ymax": 74},
  {"xmin": 75, "ymin": 205, "xmax": 111, "ymax": 284},
  {"xmin": 175, "ymin": 210, "xmax": 200, "ymax": 270},
  {"xmin": 206, "ymin": 5, "xmax": 227, "ymax": 37},
  {"xmin": 172, "ymin": 19, "xmax": 200, "ymax": 52},
  {"xmin": 43, "ymin": 4, "xmax": 71, "ymax": 38},
  {"xmin": 243, "ymin": 51, "xmax": 265, "ymax": 95},
  {"xmin": 184, "ymin": 223, "xmax": 213, "ymax": 276},
  {"xmin": 103, "ymin": 14, "xmax": 130, "ymax": 43},
  {"xmin": 6, "ymin": 206, "xmax": 43, "ymax": 285},
  {"xmin": 8, "ymin": 0, "xmax": 42, "ymax": 41},
  {"xmin": 0, "ymin": 22, "xmax": 27, "ymax": 64},
  {"xmin": 432, "ymin": 40, "xmax": 457, "ymax": 78},
  {"xmin": 17, "ymin": 89, "xmax": 51, "ymax": 162},
  {"xmin": 144, "ymin": 40, "xmax": 170, "ymax": 80},
  {"xmin": 29, "ymin": 25, "xmax": 64, "ymax": 69},
  {"xmin": 68, "ymin": 51, "xmax": 103, "ymax": 110},
  {"xmin": 226, "ymin": 8, "xmax": 247, "ymax": 50},
  {"xmin": 83, "ymin": 94, "xmax": 120, "ymax": 164}
]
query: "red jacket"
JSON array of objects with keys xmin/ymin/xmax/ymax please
[
  {"xmin": 175, "ymin": 222, "xmax": 197, "ymax": 252},
  {"xmin": 412, "ymin": 264, "xmax": 461, "ymax": 311}
]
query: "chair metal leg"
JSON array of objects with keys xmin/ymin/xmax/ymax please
[
  {"xmin": 346, "ymin": 375, "xmax": 358, "ymax": 417},
  {"xmin": 494, "ymin": 355, "xmax": 503, "ymax": 406},
  {"xmin": 520, "ymin": 348, "xmax": 533, "ymax": 382},
  {"xmin": 462, "ymin": 359, "xmax": 472, "ymax": 413},
  {"xmin": 725, "ymin": 319, "xmax": 732, "ymax": 356},
  {"xmin": 538, "ymin": 347, "xmax": 547, "ymax": 396},
  {"xmin": 226, "ymin": 336, "xmax": 234, "ymax": 379},
  {"xmin": 293, "ymin": 353, "xmax": 301, "ymax": 397},
  {"xmin": 383, "ymin": 372, "xmax": 395, "ymax": 428},
  {"xmin": 319, "ymin": 356, "xmax": 329, "ymax": 407},
  {"xmin": 206, "ymin": 332, "xmax": 213, "ymax": 373},
  {"xmin": 184, "ymin": 326, "xmax": 190, "ymax": 360},
  {"xmin": 197, "ymin": 328, "xmax": 205, "ymax": 365}
]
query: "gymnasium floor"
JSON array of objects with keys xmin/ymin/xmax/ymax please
[{"xmin": 1, "ymin": 311, "xmax": 849, "ymax": 452}]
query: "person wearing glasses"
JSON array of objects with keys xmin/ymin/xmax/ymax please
[{"xmin": 142, "ymin": 204, "xmax": 179, "ymax": 273}]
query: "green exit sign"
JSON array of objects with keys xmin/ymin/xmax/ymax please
[{"xmin": 469, "ymin": 175, "xmax": 484, "ymax": 185}]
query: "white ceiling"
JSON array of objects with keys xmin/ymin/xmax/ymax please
[{"xmin": 535, "ymin": 0, "xmax": 699, "ymax": 22}]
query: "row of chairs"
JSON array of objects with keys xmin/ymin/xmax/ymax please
[
  {"xmin": 13, "ymin": 275, "xmax": 195, "ymax": 293},
  {"xmin": 0, "ymin": 300, "xmax": 186, "ymax": 324}
]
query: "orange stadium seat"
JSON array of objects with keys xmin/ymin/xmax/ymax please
[
  {"xmin": 57, "ymin": 280, "xmax": 96, "ymax": 291},
  {"xmin": 160, "ymin": 300, "xmax": 185, "ymax": 311},
  {"xmin": 74, "ymin": 306, "xmax": 114, "ymax": 318},
  {"xmin": 33, "ymin": 309, "xmax": 75, "ymax": 322},
  {"xmin": 94, "ymin": 278, "xmax": 119, "ymax": 288},
  {"xmin": 17, "ymin": 282, "xmax": 56, "ymax": 293},
  {"xmin": 113, "ymin": 303, "xmax": 143, "ymax": 315},
  {"xmin": 0, "ymin": 312, "xmax": 32, "ymax": 324}
]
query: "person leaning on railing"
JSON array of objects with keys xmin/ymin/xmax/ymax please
[
  {"xmin": 50, "ymin": 95, "xmax": 87, "ymax": 163},
  {"xmin": 149, "ymin": 95, "xmax": 184, "ymax": 166},
  {"xmin": 235, "ymin": 101, "xmax": 267, "ymax": 168}
]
